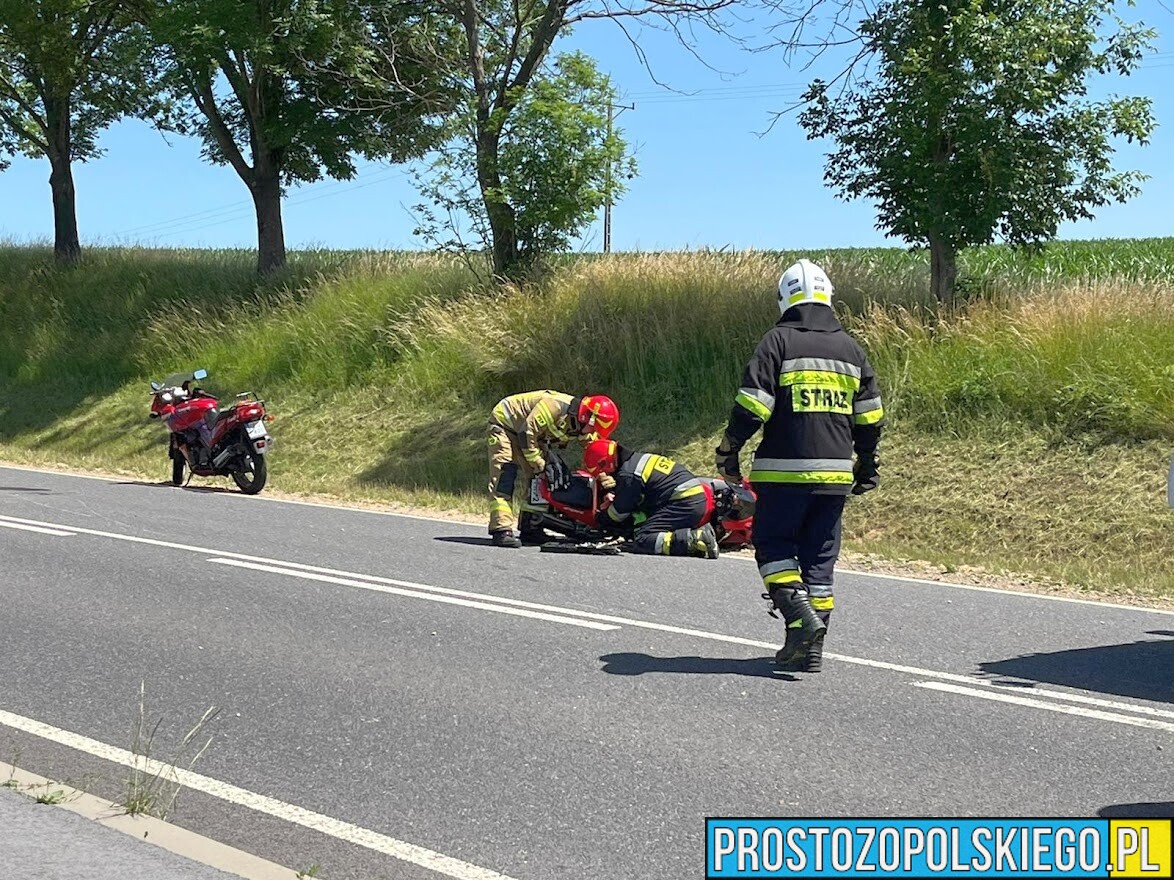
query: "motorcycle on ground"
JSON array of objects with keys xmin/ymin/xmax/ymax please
[
  {"xmin": 148, "ymin": 368, "xmax": 274, "ymax": 495},
  {"xmin": 518, "ymin": 461, "xmax": 756, "ymax": 554}
]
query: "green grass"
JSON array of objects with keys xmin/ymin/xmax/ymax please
[{"xmin": 1, "ymin": 241, "xmax": 1172, "ymax": 600}]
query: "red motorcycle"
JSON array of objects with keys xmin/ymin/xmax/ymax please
[
  {"xmin": 519, "ymin": 468, "xmax": 756, "ymax": 551},
  {"xmin": 148, "ymin": 368, "xmax": 273, "ymax": 495}
]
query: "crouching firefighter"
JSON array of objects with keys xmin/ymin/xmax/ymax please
[
  {"xmin": 583, "ymin": 439, "xmax": 721, "ymax": 559},
  {"xmin": 715, "ymin": 258, "xmax": 884, "ymax": 672},
  {"xmin": 488, "ymin": 391, "xmax": 619, "ymax": 548}
]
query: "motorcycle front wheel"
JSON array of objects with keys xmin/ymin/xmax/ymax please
[
  {"xmin": 231, "ymin": 451, "xmax": 267, "ymax": 495},
  {"xmin": 171, "ymin": 453, "xmax": 185, "ymax": 486}
]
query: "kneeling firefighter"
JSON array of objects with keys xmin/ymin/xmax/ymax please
[
  {"xmin": 488, "ymin": 391, "xmax": 619, "ymax": 548},
  {"xmin": 715, "ymin": 258, "xmax": 884, "ymax": 672},
  {"xmin": 583, "ymin": 439, "xmax": 721, "ymax": 559}
]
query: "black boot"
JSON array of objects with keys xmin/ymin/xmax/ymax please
[
  {"xmin": 491, "ymin": 529, "xmax": 522, "ymax": 548},
  {"xmin": 777, "ymin": 610, "xmax": 830, "ymax": 673},
  {"xmin": 770, "ymin": 587, "xmax": 827, "ymax": 668}
]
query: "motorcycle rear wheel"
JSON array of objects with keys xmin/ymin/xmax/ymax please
[{"xmin": 231, "ymin": 451, "xmax": 267, "ymax": 495}]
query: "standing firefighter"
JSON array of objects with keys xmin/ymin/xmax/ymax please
[
  {"xmin": 488, "ymin": 391, "xmax": 619, "ymax": 547},
  {"xmin": 582, "ymin": 439, "xmax": 721, "ymax": 559},
  {"xmin": 715, "ymin": 259, "xmax": 884, "ymax": 672}
]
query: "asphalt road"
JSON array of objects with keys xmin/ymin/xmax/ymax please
[{"xmin": 1, "ymin": 464, "xmax": 1171, "ymax": 880}]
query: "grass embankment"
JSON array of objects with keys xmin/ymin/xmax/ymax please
[{"xmin": 1, "ymin": 242, "xmax": 1171, "ymax": 600}]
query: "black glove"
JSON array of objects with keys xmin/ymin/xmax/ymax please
[
  {"xmin": 852, "ymin": 452, "xmax": 880, "ymax": 495},
  {"xmin": 544, "ymin": 453, "xmax": 571, "ymax": 491},
  {"xmin": 714, "ymin": 436, "xmax": 742, "ymax": 485}
]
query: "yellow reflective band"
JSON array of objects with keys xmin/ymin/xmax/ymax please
[
  {"xmin": 788, "ymin": 291, "xmax": 831, "ymax": 305},
  {"xmin": 779, "ymin": 370, "xmax": 860, "ymax": 391},
  {"xmin": 855, "ymin": 406, "xmax": 885, "ymax": 425},
  {"xmin": 671, "ymin": 484, "xmax": 705, "ymax": 500},
  {"xmin": 492, "ymin": 403, "xmax": 508, "ymax": 424},
  {"xmin": 490, "ymin": 499, "xmax": 512, "ymax": 514},
  {"xmin": 735, "ymin": 390, "xmax": 772, "ymax": 421},
  {"xmin": 750, "ymin": 470, "xmax": 856, "ymax": 485},
  {"xmin": 660, "ymin": 532, "xmax": 673, "ymax": 555},
  {"xmin": 811, "ymin": 596, "xmax": 835, "ymax": 611},
  {"xmin": 522, "ymin": 448, "xmax": 543, "ymax": 462},
  {"xmin": 763, "ymin": 570, "xmax": 803, "ymax": 585},
  {"xmin": 641, "ymin": 455, "xmax": 674, "ymax": 482}
]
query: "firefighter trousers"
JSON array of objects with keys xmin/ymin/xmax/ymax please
[
  {"xmin": 632, "ymin": 494, "xmax": 710, "ymax": 556},
  {"xmin": 487, "ymin": 422, "xmax": 538, "ymax": 533},
  {"xmin": 751, "ymin": 484, "xmax": 846, "ymax": 613}
]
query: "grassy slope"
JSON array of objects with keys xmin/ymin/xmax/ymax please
[{"xmin": 1, "ymin": 243, "xmax": 1171, "ymax": 599}]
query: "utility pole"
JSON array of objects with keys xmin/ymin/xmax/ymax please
[{"xmin": 603, "ymin": 100, "xmax": 635, "ymax": 254}]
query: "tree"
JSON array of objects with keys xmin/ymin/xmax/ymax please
[
  {"xmin": 799, "ymin": 0, "xmax": 1156, "ymax": 304},
  {"xmin": 0, "ymin": 0, "xmax": 160, "ymax": 265},
  {"xmin": 426, "ymin": 0, "xmax": 735, "ymax": 280},
  {"xmin": 147, "ymin": 0, "xmax": 452, "ymax": 275},
  {"xmin": 413, "ymin": 51, "xmax": 635, "ymax": 274}
]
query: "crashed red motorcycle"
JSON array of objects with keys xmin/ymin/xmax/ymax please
[
  {"xmin": 148, "ymin": 368, "xmax": 274, "ymax": 495},
  {"xmin": 518, "ymin": 466, "xmax": 756, "ymax": 553}
]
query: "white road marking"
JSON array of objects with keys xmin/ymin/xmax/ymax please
[
  {"xmin": 4, "ymin": 462, "xmax": 1171, "ymax": 616},
  {"xmin": 0, "ymin": 709, "xmax": 519, "ymax": 880},
  {"xmin": 0, "ymin": 519, "xmax": 75, "ymax": 537},
  {"xmin": 912, "ymin": 682, "xmax": 1174, "ymax": 733},
  {"xmin": 0, "ymin": 511, "xmax": 1170, "ymax": 731},
  {"xmin": 209, "ymin": 558, "xmax": 618, "ymax": 631}
]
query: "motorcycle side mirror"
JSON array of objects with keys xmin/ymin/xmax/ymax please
[
  {"xmin": 150, "ymin": 381, "xmax": 161, "ymax": 391},
  {"xmin": 193, "ymin": 368, "xmax": 208, "ymax": 380}
]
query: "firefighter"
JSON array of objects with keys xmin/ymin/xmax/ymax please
[
  {"xmin": 488, "ymin": 391, "xmax": 619, "ymax": 548},
  {"xmin": 715, "ymin": 259, "xmax": 884, "ymax": 672},
  {"xmin": 583, "ymin": 439, "xmax": 721, "ymax": 559}
]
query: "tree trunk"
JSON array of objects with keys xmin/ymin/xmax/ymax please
[
  {"xmin": 45, "ymin": 94, "xmax": 80, "ymax": 267},
  {"xmin": 474, "ymin": 127, "xmax": 520, "ymax": 280},
  {"xmin": 929, "ymin": 234, "xmax": 958, "ymax": 306},
  {"xmin": 48, "ymin": 155, "xmax": 81, "ymax": 266},
  {"xmin": 250, "ymin": 169, "xmax": 286, "ymax": 275}
]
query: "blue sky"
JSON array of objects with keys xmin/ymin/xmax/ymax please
[{"xmin": 1, "ymin": 1, "xmax": 1171, "ymax": 252}]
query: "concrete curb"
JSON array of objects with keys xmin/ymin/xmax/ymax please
[{"xmin": 1, "ymin": 762, "xmax": 301, "ymax": 880}]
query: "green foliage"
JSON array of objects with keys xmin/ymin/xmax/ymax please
[
  {"xmin": 0, "ymin": 0, "xmax": 161, "ymax": 163},
  {"xmin": 800, "ymin": 0, "xmax": 1157, "ymax": 300},
  {"xmin": 148, "ymin": 0, "xmax": 449, "ymax": 186},
  {"xmin": 413, "ymin": 52, "xmax": 634, "ymax": 272}
]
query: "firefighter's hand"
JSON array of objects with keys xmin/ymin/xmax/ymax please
[
  {"xmin": 597, "ymin": 473, "xmax": 616, "ymax": 492},
  {"xmin": 715, "ymin": 446, "xmax": 741, "ymax": 485},
  {"xmin": 852, "ymin": 453, "xmax": 880, "ymax": 495},
  {"xmin": 544, "ymin": 455, "xmax": 571, "ymax": 490}
]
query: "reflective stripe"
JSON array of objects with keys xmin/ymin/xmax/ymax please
[
  {"xmin": 753, "ymin": 458, "xmax": 853, "ymax": 473},
  {"xmin": 735, "ymin": 387, "xmax": 774, "ymax": 421},
  {"xmin": 855, "ymin": 404, "xmax": 885, "ymax": 425},
  {"xmin": 492, "ymin": 402, "xmax": 509, "ymax": 424},
  {"xmin": 779, "ymin": 370, "xmax": 860, "ymax": 391},
  {"xmin": 807, "ymin": 583, "xmax": 833, "ymax": 599},
  {"xmin": 759, "ymin": 559, "xmax": 800, "ymax": 578},
  {"xmin": 853, "ymin": 396, "xmax": 883, "ymax": 414},
  {"xmin": 671, "ymin": 478, "xmax": 706, "ymax": 500},
  {"xmin": 490, "ymin": 498, "xmax": 512, "ymax": 514},
  {"xmin": 788, "ymin": 290, "xmax": 831, "ymax": 305},
  {"xmin": 781, "ymin": 358, "xmax": 861, "ymax": 379},
  {"xmin": 750, "ymin": 470, "xmax": 855, "ymax": 485},
  {"xmin": 811, "ymin": 597, "xmax": 834, "ymax": 611},
  {"xmin": 655, "ymin": 532, "xmax": 673, "ymax": 555},
  {"xmin": 607, "ymin": 504, "xmax": 630, "ymax": 522},
  {"xmin": 633, "ymin": 454, "xmax": 652, "ymax": 482},
  {"xmin": 763, "ymin": 569, "xmax": 803, "ymax": 585},
  {"xmin": 522, "ymin": 447, "xmax": 543, "ymax": 462}
]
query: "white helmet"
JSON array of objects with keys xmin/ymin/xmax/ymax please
[{"xmin": 778, "ymin": 258, "xmax": 834, "ymax": 314}]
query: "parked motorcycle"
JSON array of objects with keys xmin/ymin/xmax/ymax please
[
  {"xmin": 519, "ymin": 464, "xmax": 756, "ymax": 551},
  {"xmin": 148, "ymin": 368, "xmax": 273, "ymax": 495}
]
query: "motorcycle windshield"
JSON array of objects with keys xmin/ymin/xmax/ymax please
[{"xmin": 158, "ymin": 370, "xmax": 198, "ymax": 389}]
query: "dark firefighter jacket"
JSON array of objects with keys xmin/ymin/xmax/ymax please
[
  {"xmin": 722, "ymin": 303, "xmax": 885, "ymax": 495},
  {"xmin": 598, "ymin": 446, "xmax": 709, "ymax": 527}
]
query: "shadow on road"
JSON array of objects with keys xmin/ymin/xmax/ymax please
[
  {"xmin": 112, "ymin": 480, "xmax": 237, "ymax": 495},
  {"xmin": 433, "ymin": 535, "xmax": 500, "ymax": 548},
  {"xmin": 0, "ymin": 486, "xmax": 54, "ymax": 494},
  {"xmin": 599, "ymin": 651, "xmax": 796, "ymax": 681},
  {"xmin": 1097, "ymin": 802, "xmax": 1174, "ymax": 818},
  {"xmin": 977, "ymin": 632, "xmax": 1174, "ymax": 704}
]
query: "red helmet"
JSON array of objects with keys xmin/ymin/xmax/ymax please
[
  {"xmin": 578, "ymin": 395, "xmax": 619, "ymax": 439},
  {"xmin": 583, "ymin": 439, "xmax": 618, "ymax": 477}
]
